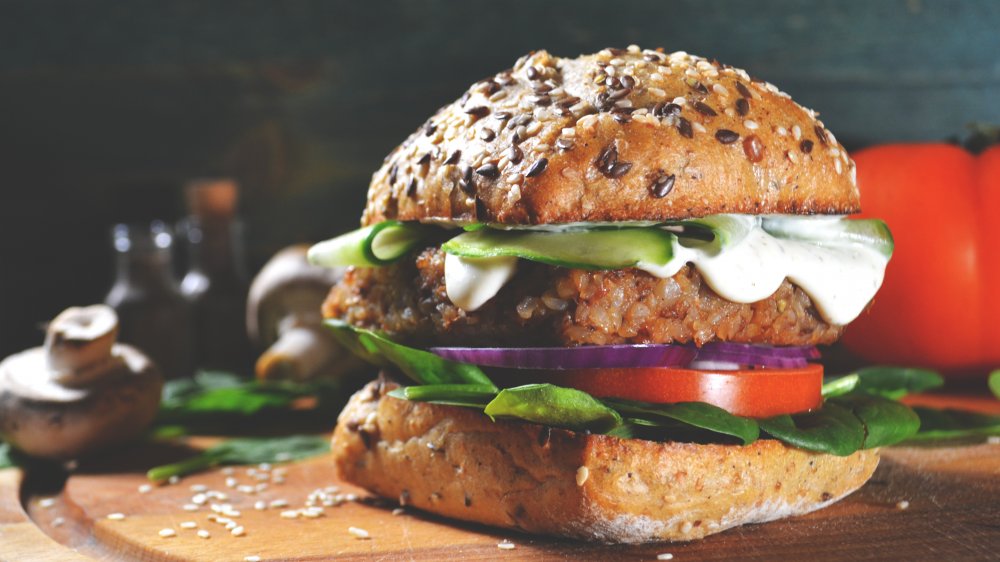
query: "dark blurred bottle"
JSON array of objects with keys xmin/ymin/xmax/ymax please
[
  {"xmin": 105, "ymin": 221, "xmax": 194, "ymax": 379},
  {"xmin": 177, "ymin": 178, "xmax": 252, "ymax": 374}
]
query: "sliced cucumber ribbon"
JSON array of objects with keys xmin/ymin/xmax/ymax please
[
  {"xmin": 307, "ymin": 215, "xmax": 893, "ymax": 269},
  {"xmin": 307, "ymin": 220, "xmax": 429, "ymax": 267}
]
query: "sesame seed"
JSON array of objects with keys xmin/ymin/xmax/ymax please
[
  {"xmin": 498, "ymin": 541, "xmax": 516, "ymax": 550},
  {"xmin": 189, "ymin": 484, "xmax": 207, "ymax": 493},
  {"xmin": 651, "ymin": 174, "xmax": 676, "ymax": 198},
  {"xmin": 52, "ymin": 517, "xmax": 65, "ymax": 527},
  {"xmin": 555, "ymin": 138, "xmax": 575, "ymax": 151},
  {"xmin": 348, "ymin": 526, "xmax": 371, "ymax": 540},
  {"xmin": 693, "ymin": 122, "xmax": 707, "ymax": 134},
  {"xmin": 787, "ymin": 150, "xmax": 799, "ymax": 163},
  {"xmin": 657, "ymin": 554, "xmax": 675, "ymax": 560},
  {"xmin": 743, "ymin": 134, "xmax": 765, "ymax": 162},
  {"xmin": 792, "ymin": 125, "xmax": 802, "ymax": 140},
  {"xmin": 225, "ymin": 477, "xmax": 237, "ymax": 488},
  {"xmin": 576, "ymin": 466, "xmax": 590, "ymax": 486},
  {"xmin": 735, "ymin": 81, "xmax": 753, "ymax": 99},
  {"xmin": 681, "ymin": 521, "xmax": 694, "ymax": 534},
  {"xmin": 479, "ymin": 128, "xmax": 496, "ymax": 142},
  {"xmin": 464, "ymin": 106, "xmax": 490, "ymax": 119},
  {"xmin": 168, "ymin": 476, "xmax": 181, "ymax": 485},
  {"xmin": 744, "ymin": 119, "xmax": 759, "ymax": 130},
  {"xmin": 231, "ymin": 526, "xmax": 246, "ymax": 537},
  {"xmin": 107, "ymin": 513, "xmax": 126, "ymax": 521},
  {"xmin": 39, "ymin": 498, "xmax": 56, "ymax": 509},
  {"xmin": 245, "ymin": 557, "xmax": 261, "ymax": 562},
  {"xmin": 777, "ymin": 126, "xmax": 788, "ymax": 136},
  {"xmin": 475, "ymin": 163, "xmax": 499, "ymax": 178},
  {"xmin": 138, "ymin": 484, "xmax": 153, "ymax": 494},
  {"xmin": 715, "ymin": 129, "xmax": 740, "ymax": 144},
  {"xmin": 672, "ymin": 96, "xmax": 687, "ymax": 106},
  {"xmin": 158, "ymin": 529, "xmax": 176, "ymax": 538},
  {"xmin": 814, "ymin": 125, "xmax": 829, "ymax": 144},
  {"xmin": 392, "ymin": 508, "xmax": 405, "ymax": 516},
  {"xmin": 525, "ymin": 158, "xmax": 549, "ymax": 177},
  {"xmin": 648, "ymin": 87, "xmax": 666, "ymax": 97},
  {"xmin": 280, "ymin": 510, "xmax": 299, "ymax": 519},
  {"xmin": 712, "ymin": 83, "xmax": 729, "ymax": 97},
  {"xmin": 693, "ymin": 101, "xmax": 717, "ymax": 117},
  {"xmin": 677, "ymin": 117, "xmax": 694, "ymax": 139},
  {"xmin": 896, "ymin": 500, "xmax": 910, "ymax": 510},
  {"xmin": 835, "ymin": 159, "xmax": 843, "ymax": 174},
  {"xmin": 179, "ymin": 521, "xmax": 198, "ymax": 529},
  {"xmin": 197, "ymin": 529, "xmax": 211, "ymax": 539},
  {"xmin": 183, "ymin": 504, "xmax": 199, "ymax": 512},
  {"xmin": 735, "ymin": 98, "xmax": 749, "ymax": 116}
]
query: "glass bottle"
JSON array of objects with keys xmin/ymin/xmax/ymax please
[
  {"xmin": 178, "ymin": 179, "xmax": 252, "ymax": 374},
  {"xmin": 104, "ymin": 221, "xmax": 194, "ymax": 379}
]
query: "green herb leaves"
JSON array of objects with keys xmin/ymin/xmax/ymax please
[
  {"xmin": 325, "ymin": 319, "xmax": 496, "ymax": 389},
  {"xmin": 147, "ymin": 435, "xmax": 330, "ymax": 482},
  {"xmin": 990, "ymin": 370, "xmax": 1000, "ymax": 399},
  {"xmin": 485, "ymin": 384, "xmax": 622, "ymax": 432},
  {"xmin": 606, "ymin": 399, "xmax": 759, "ymax": 445}
]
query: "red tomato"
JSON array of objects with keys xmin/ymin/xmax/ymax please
[
  {"xmin": 492, "ymin": 364, "xmax": 823, "ymax": 418},
  {"xmin": 844, "ymin": 144, "xmax": 1000, "ymax": 374}
]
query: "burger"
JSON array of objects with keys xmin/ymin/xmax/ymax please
[{"xmin": 308, "ymin": 47, "xmax": 911, "ymax": 543}]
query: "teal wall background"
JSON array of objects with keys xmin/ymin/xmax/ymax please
[{"xmin": 1, "ymin": 0, "xmax": 998, "ymax": 356}]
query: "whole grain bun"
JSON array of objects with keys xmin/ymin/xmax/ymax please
[
  {"xmin": 332, "ymin": 380, "xmax": 880, "ymax": 543},
  {"xmin": 363, "ymin": 46, "xmax": 858, "ymax": 226}
]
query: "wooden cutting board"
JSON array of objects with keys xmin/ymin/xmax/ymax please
[{"xmin": 2, "ymin": 396, "xmax": 999, "ymax": 561}]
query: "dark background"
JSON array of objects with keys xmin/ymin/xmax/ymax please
[{"xmin": 2, "ymin": 0, "xmax": 998, "ymax": 358}]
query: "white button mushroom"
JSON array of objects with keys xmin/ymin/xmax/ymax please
[
  {"xmin": 0, "ymin": 305, "xmax": 163, "ymax": 460},
  {"xmin": 246, "ymin": 246, "xmax": 364, "ymax": 382}
]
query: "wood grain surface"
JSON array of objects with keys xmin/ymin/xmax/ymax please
[{"xmin": 2, "ymin": 395, "xmax": 999, "ymax": 561}]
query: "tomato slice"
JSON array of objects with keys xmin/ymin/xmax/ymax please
[{"xmin": 490, "ymin": 364, "xmax": 823, "ymax": 419}]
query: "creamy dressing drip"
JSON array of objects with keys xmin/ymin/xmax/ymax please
[{"xmin": 443, "ymin": 217, "xmax": 888, "ymax": 326}]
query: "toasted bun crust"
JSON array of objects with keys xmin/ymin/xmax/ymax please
[
  {"xmin": 332, "ymin": 380, "xmax": 880, "ymax": 543},
  {"xmin": 363, "ymin": 47, "xmax": 858, "ymax": 226}
]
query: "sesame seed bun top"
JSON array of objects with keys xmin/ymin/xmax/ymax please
[{"xmin": 362, "ymin": 46, "xmax": 859, "ymax": 226}]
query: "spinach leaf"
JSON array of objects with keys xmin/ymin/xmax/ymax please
[
  {"xmin": 851, "ymin": 366, "xmax": 943, "ymax": 399},
  {"xmin": 387, "ymin": 384, "xmax": 497, "ymax": 408},
  {"xmin": 833, "ymin": 394, "xmax": 921, "ymax": 448},
  {"xmin": 484, "ymin": 384, "xmax": 622, "ymax": 433},
  {"xmin": 759, "ymin": 403, "xmax": 865, "ymax": 456},
  {"xmin": 990, "ymin": 370, "xmax": 1000, "ymax": 399},
  {"xmin": 905, "ymin": 407, "xmax": 1000, "ymax": 443},
  {"xmin": 821, "ymin": 374, "xmax": 859, "ymax": 398},
  {"xmin": 325, "ymin": 319, "xmax": 497, "ymax": 389},
  {"xmin": 603, "ymin": 399, "xmax": 759, "ymax": 445},
  {"xmin": 0, "ymin": 442, "xmax": 16, "ymax": 469},
  {"xmin": 147, "ymin": 435, "xmax": 330, "ymax": 482}
]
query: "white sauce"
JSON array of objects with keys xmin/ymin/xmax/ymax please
[
  {"xmin": 444, "ymin": 253, "xmax": 518, "ymax": 311},
  {"xmin": 442, "ymin": 218, "xmax": 888, "ymax": 325}
]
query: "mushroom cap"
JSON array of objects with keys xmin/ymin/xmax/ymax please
[{"xmin": 0, "ymin": 343, "xmax": 163, "ymax": 460}]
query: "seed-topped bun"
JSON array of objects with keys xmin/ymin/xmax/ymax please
[{"xmin": 363, "ymin": 46, "xmax": 858, "ymax": 226}]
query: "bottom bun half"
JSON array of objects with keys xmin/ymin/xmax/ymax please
[{"xmin": 331, "ymin": 379, "xmax": 879, "ymax": 544}]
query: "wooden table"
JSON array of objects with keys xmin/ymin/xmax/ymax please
[{"xmin": 1, "ymin": 394, "xmax": 998, "ymax": 561}]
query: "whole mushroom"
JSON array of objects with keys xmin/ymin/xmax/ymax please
[
  {"xmin": 0, "ymin": 305, "xmax": 163, "ymax": 460},
  {"xmin": 247, "ymin": 245, "xmax": 365, "ymax": 381}
]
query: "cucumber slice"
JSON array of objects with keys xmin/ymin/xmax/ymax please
[
  {"xmin": 441, "ymin": 227, "xmax": 677, "ymax": 270},
  {"xmin": 761, "ymin": 217, "xmax": 894, "ymax": 258},
  {"xmin": 307, "ymin": 221, "xmax": 429, "ymax": 267}
]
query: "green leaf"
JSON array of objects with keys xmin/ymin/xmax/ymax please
[
  {"xmin": 822, "ymin": 374, "xmax": 860, "ymax": 398},
  {"xmin": 324, "ymin": 319, "xmax": 497, "ymax": 389},
  {"xmin": 990, "ymin": 370, "xmax": 1000, "ymax": 399},
  {"xmin": 759, "ymin": 403, "xmax": 866, "ymax": 456},
  {"xmin": 388, "ymin": 384, "xmax": 497, "ymax": 408},
  {"xmin": 308, "ymin": 221, "xmax": 429, "ymax": 267},
  {"xmin": 484, "ymin": 384, "xmax": 622, "ymax": 433},
  {"xmin": 0, "ymin": 442, "xmax": 16, "ymax": 469},
  {"xmin": 147, "ymin": 435, "xmax": 330, "ymax": 482},
  {"xmin": 603, "ymin": 399, "xmax": 759, "ymax": 445},
  {"xmin": 852, "ymin": 366, "xmax": 944, "ymax": 399},
  {"xmin": 833, "ymin": 394, "xmax": 921, "ymax": 448},
  {"xmin": 906, "ymin": 407, "xmax": 1000, "ymax": 443}
]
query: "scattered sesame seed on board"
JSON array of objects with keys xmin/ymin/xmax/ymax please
[
  {"xmin": 231, "ymin": 525, "xmax": 246, "ymax": 536},
  {"xmin": 392, "ymin": 508, "xmax": 405, "ymax": 516},
  {"xmin": 179, "ymin": 521, "xmax": 198, "ymax": 529},
  {"xmin": 107, "ymin": 513, "xmax": 126, "ymax": 521},
  {"xmin": 138, "ymin": 484, "xmax": 153, "ymax": 494},
  {"xmin": 576, "ymin": 466, "xmax": 590, "ymax": 486},
  {"xmin": 197, "ymin": 530, "xmax": 211, "ymax": 539},
  {"xmin": 183, "ymin": 504, "xmax": 199, "ymax": 511},
  {"xmin": 245, "ymin": 557, "xmax": 262, "ymax": 562},
  {"xmin": 39, "ymin": 498, "xmax": 56, "ymax": 508},
  {"xmin": 158, "ymin": 528, "xmax": 176, "ymax": 538},
  {"xmin": 168, "ymin": 476, "xmax": 181, "ymax": 485},
  {"xmin": 348, "ymin": 526, "xmax": 371, "ymax": 539},
  {"xmin": 657, "ymin": 553, "xmax": 675, "ymax": 560},
  {"xmin": 896, "ymin": 500, "xmax": 910, "ymax": 510},
  {"xmin": 498, "ymin": 540, "xmax": 516, "ymax": 550},
  {"xmin": 52, "ymin": 517, "xmax": 65, "ymax": 527}
]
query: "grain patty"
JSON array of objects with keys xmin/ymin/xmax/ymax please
[{"xmin": 322, "ymin": 247, "xmax": 842, "ymax": 348}]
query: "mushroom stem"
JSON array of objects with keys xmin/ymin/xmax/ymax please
[{"xmin": 256, "ymin": 324, "xmax": 350, "ymax": 382}]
